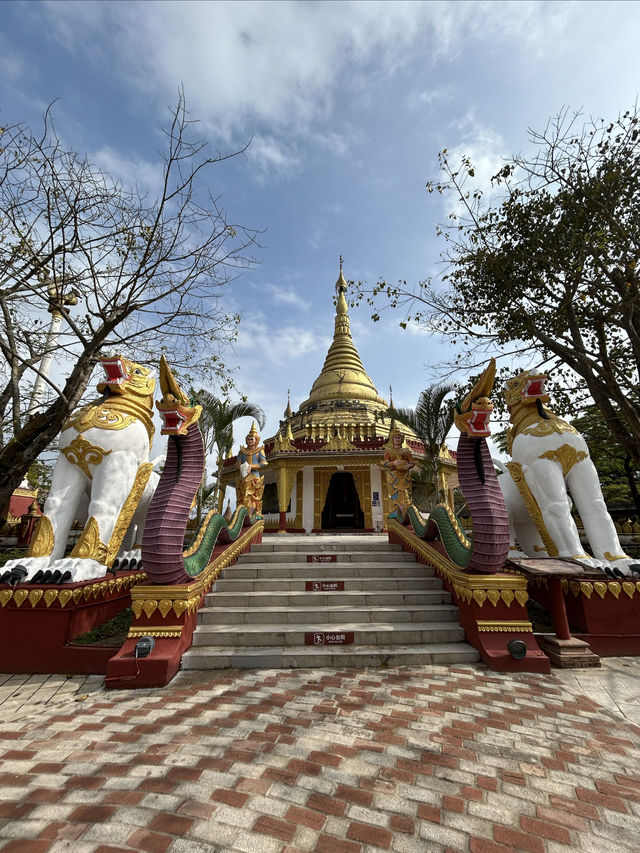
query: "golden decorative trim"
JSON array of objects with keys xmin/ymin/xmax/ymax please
[
  {"xmin": 604, "ymin": 552, "xmax": 627, "ymax": 562},
  {"xmin": 105, "ymin": 463, "xmax": 154, "ymax": 565},
  {"xmin": 26, "ymin": 515, "xmax": 55, "ymax": 558},
  {"xmin": 128, "ymin": 626, "xmax": 184, "ymax": 639},
  {"xmin": 538, "ymin": 444, "xmax": 587, "ymax": 478},
  {"xmin": 506, "ymin": 461, "xmax": 558, "ymax": 557},
  {"xmin": 62, "ymin": 434, "xmax": 112, "ymax": 480},
  {"xmin": 70, "ymin": 516, "xmax": 109, "ymax": 563},
  {"xmin": 28, "ymin": 589, "xmax": 43, "ymax": 608},
  {"xmin": 130, "ymin": 521, "xmax": 263, "ymax": 620},
  {"xmin": 477, "ymin": 620, "xmax": 533, "ymax": 633},
  {"xmin": 65, "ymin": 399, "xmax": 154, "ymax": 445},
  {"xmin": 388, "ymin": 519, "xmax": 528, "ymax": 609}
]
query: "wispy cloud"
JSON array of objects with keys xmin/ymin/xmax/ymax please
[
  {"xmin": 235, "ymin": 318, "xmax": 329, "ymax": 368},
  {"xmin": 264, "ymin": 284, "xmax": 310, "ymax": 311},
  {"xmin": 246, "ymin": 135, "xmax": 300, "ymax": 181}
]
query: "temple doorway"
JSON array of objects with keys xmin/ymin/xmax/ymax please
[{"xmin": 321, "ymin": 472, "xmax": 364, "ymax": 530}]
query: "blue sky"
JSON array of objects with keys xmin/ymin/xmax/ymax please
[{"xmin": 2, "ymin": 0, "xmax": 639, "ymax": 458}]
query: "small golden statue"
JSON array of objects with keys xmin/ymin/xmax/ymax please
[
  {"xmin": 382, "ymin": 424, "xmax": 415, "ymax": 520},
  {"xmin": 237, "ymin": 422, "xmax": 268, "ymax": 517}
]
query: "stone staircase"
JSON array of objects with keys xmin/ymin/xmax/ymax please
[{"xmin": 181, "ymin": 534, "xmax": 479, "ymax": 670}]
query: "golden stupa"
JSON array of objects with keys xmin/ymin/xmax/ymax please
[{"xmin": 221, "ymin": 263, "xmax": 457, "ymax": 532}]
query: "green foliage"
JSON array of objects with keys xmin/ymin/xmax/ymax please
[
  {"xmin": 192, "ymin": 390, "xmax": 266, "ymax": 522},
  {"xmin": 26, "ymin": 459, "xmax": 52, "ymax": 494},
  {"xmin": 353, "ymin": 106, "xmax": 640, "ymax": 469},
  {"xmin": 388, "ymin": 383, "xmax": 456, "ymax": 508},
  {"xmin": 572, "ymin": 405, "xmax": 640, "ymax": 513},
  {"xmin": 71, "ymin": 607, "xmax": 132, "ymax": 645}
]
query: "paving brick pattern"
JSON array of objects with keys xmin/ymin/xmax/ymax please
[{"xmin": 0, "ymin": 664, "xmax": 639, "ymax": 852}]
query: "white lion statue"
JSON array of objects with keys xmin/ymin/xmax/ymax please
[
  {"xmin": 4, "ymin": 355, "xmax": 163, "ymax": 583},
  {"xmin": 497, "ymin": 371, "xmax": 639, "ymax": 577}
]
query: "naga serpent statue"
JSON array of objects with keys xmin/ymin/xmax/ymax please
[
  {"xmin": 141, "ymin": 356, "xmax": 254, "ymax": 586},
  {"xmin": 405, "ymin": 358, "xmax": 511, "ymax": 574}
]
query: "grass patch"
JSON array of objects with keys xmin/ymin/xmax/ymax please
[
  {"xmin": 72, "ymin": 608, "xmax": 132, "ymax": 646},
  {"xmin": 0, "ymin": 548, "xmax": 26, "ymax": 568}
]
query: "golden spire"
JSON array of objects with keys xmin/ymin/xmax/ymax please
[
  {"xmin": 300, "ymin": 261, "xmax": 387, "ymax": 408},
  {"xmin": 284, "ymin": 390, "xmax": 292, "ymax": 418}
]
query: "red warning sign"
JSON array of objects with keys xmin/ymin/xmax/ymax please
[
  {"xmin": 306, "ymin": 554, "xmax": 337, "ymax": 563},
  {"xmin": 305, "ymin": 580, "xmax": 345, "ymax": 592}
]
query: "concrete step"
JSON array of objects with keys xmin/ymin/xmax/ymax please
[
  {"xmin": 251, "ymin": 539, "xmax": 401, "ymax": 553},
  {"xmin": 223, "ymin": 564, "xmax": 434, "ymax": 579},
  {"xmin": 220, "ymin": 566, "xmax": 436, "ymax": 589},
  {"xmin": 210, "ymin": 577, "xmax": 447, "ymax": 593},
  {"xmin": 202, "ymin": 589, "xmax": 452, "ymax": 608},
  {"xmin": 182, "ymin": 642, "xmax": 480, "ymax": 670},
  {"xmin": 198, "ymin": 603, "xmax": 460, "ymax": 625},
  {"xmin": 191, "ymin": 621, "xmax": 465, "ymax": 647},
  {"xmin": 239, "ymin": 551, "xmax": 417, "ymax": 563}
]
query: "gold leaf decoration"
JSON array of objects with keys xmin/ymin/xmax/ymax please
[
  {"xmin": 538, "ymin": 444, "xmax": 587, "ymax": 477},
  {"xmin": 26, "ymin": 515, "xmax": 55, "ymax": 557},
  {"xmin": 0, "ymin": 590, "xmax": 12, "ymax": 608},
  {"xmin": 580, "ymin": 582, "xmax": 593, "ymax": 600},
  {"xmin": 173, "ymin": 600, "xmax": 187, "ymax": 618},
  {"xmin": 608, "ymin": 582, "xmax": 621, "ymax": 599},
  {"xmin": 28, "ymin": 589, "xmax": 43, "ymax": 608},
  {"xmin": 58, "ymin": 590, "xmax": 73, "ymax": 608},
  {"xmin": 142, "ymin": 599, "xmax": 158, "ymax": 619},
  {"xmin": 61, "ymin": 434, "xmax": 112, "ymax": 480},
  {"xmin": 13, "ymin": 590, "xmax": 28, "ymax": 608},
  {"xmin": 108, "ymin": 580, "xmax": 116, "ymax": 593},
  {"xmin": 72, "ymin": 588, "xmax": 83, "ymax": 605},
  {"xmin": 131, "ymin": 600, "xmax": 144, "ymax": 619},
  {"xmin": 501, "ymin": 589, "xmax": 515, "ymax": 607},
  {"xmin": 44, "ymin": 589, "xmax": 58, "ymax": 608},
  {"xmin": 569, "ymin": 581, "xmax": 581, "ymax": 598},
  {"xmin": 487, "ymin": 589, "xmax": 500, "ymax": 607},
  {"xmin": 594, "ymin": 582, "xmax": 607, "ymax": 600},
  {"xmin": 83, "ymin": 586, "xmax": 93, "ymax": 602},
  {"xmin": 622, "ymin": 582, "xmax": 635, "ymax": 599},
  {"xmin": 70, "ymin": 516, "xmax": 108, "ymax": 564},
  {"xmin": 158, "ymin": 599, "xmax": 173, "ymax": 619},
  {"xmin": 472, "ymin": 589, "xmax": 487, "ymax": 607},
  {"xmin": 515, "ymin": 589, "xmax": 529, "ymax": 607},
  {"xmin": 91, "ymin": 584, "xmax": 101, "ymax": 600}
]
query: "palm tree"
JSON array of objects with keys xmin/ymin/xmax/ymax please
[
  {"xmin": 388, "ymin": 383, "xmax": 457, "ymax": 508},
  {"xmin": 193, "ymin": 390, "xmax": 266, "ymax": 521}
]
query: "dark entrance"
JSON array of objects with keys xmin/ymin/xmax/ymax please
[{"xmin": 321, "ymin": 472, "xmax": 364, "ymax": 530}]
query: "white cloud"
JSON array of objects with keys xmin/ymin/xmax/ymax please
[
  {"xmin": 264, "ymin": 284, "xmax": 309, "ymax": 310},
  {"xmin": 235, "ymin": 318, "xmax": 329, "ymax": 368},
  {"xmin": 246, "ymin": 135, "xmax": 300, "ymax": 181},
  {"xmin": 40, "ymin": 1, "xmax": 576, "ymax": 146},
  {"xmin": 91, "ymin": 146, "xmax": 165, "ymax": 196}
]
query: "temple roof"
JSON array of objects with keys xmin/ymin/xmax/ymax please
[{"xmin": 298, "ymin": 267, "xmax": 388, "ymax": 412}]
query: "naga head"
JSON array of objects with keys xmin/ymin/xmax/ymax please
[
  {"xmin": 504, "ymin": 370, "xmax": 550, "ymax": 412},
  {"xmin": 97, "ymin": 355, "xmax": 156, "ymax": 400},
  {"xmin": 156, "ymin": 355, "xmax": 202, "ymax": 435},
  {"xmin": 454, "ymin": 358, "xmax": 496, "ymax": 438}
]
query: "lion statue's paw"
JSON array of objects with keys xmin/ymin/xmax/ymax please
[
  {"xmin": 112, "ymin": 549, "xmax": 143, "ymax": 571},
  {"xmin": 53, "ymin": 558, "xmax": 110, "ymax": 583},
  {"xmin": 1, "ymin": 557, "xmax": 51, "ymax": 580}
]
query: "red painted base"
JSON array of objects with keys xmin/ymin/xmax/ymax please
[
  {"xmin": 530, "ymin": 581, "xmax": 640, "ymax": 658},
  {"xmin": 389, "ymin": 529, "xmax": 550, "ymax": 674},
  {"xmin": 0, "ymin": 573, "xmax": 142, "ymax": 675},
  {"xmin": 105, "ymin": 613, "xmax": 197, "ymax": 689}
]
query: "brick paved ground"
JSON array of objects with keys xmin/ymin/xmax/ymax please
[{"xmin": 0, "ymin": 664, "xmax": 639, "ymax": 852}]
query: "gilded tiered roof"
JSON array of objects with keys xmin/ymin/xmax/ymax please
[{"xmin": 266, "ymin": 264, "xmax": 422, "ymax": 454}]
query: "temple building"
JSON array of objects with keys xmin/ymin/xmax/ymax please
[{"xmin": 220, "ymin": 265, "xmax": 458, "ymax": 532}]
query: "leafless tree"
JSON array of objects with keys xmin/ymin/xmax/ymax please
[{"xmin": 0, "ymin": 93, "xmax": 260, "ymax": 510}]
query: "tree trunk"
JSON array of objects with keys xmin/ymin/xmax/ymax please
[
  {"xmin": 0, "ymin": 353, "xmax": 97, "ymax": 511},
  {"xmin": 624, "ymin": 454, "xmax": 640, "ymax": 516}
]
